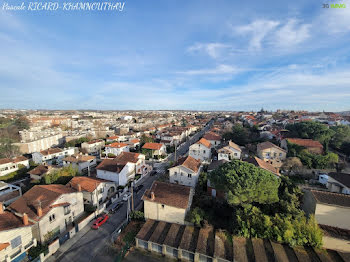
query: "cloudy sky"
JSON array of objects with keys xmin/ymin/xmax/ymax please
[{"xmin": 0, "ymin": 0, "xmax": 350, "ymax": 111}]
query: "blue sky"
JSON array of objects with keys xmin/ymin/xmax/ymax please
[{"xmin": 0, "ymin": 0, "xmax": 350, "ymax": 111}]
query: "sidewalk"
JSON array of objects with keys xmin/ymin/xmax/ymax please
[{"xmin": 46, "ymin": 221, "xmax": 92, "ymax": 262}]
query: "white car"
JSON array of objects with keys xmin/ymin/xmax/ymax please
[{"xmin": 122, "ymin": 192, "xmax": 132, "ymax": 202}]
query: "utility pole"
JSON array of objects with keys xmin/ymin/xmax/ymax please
[{"xmin": 131, "ymin": 185, "xmax": 134, "ymax": 211}]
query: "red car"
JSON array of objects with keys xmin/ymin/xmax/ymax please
[{"xmin": 91, "ymin": 213, "xmax": 109, "ymax": 229}]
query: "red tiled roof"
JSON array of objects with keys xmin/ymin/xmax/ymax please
[
  {"xmin": 142, "ymin": 143, "xmax": 164, "ymax": 150},
  {"xmin": 8, "ymin": 185, "xmax": 76, "ymax": 221},
  {"xmin": 311, "ymin": 190, "xmax": 350, "ymax": 208},
  {"xmin": 286, "ymin": 138, "xmax": 323, "ymax": 148},
  {"xmin": 96, "ymin": 152, "xmax": 140, "ymax": 172},
  {"xmin": 0, "ymin": 158, "xmax": 12, "ymax": 165},
  {"xmin": 176, "ymin": 156, "xmax": 201, "ymax": 173},
  {"xmin": 247, "ymin": 157, "xmax": 280, "ymax": 176},
  {"xmin": 203, "ymin": 132, "xmax": 221, "ymax": 141},
  {"xmin": 108, "ymin": 136, "xmax": 119, "ymax": 140},
  {"xmin": 28, "ymin": 165, "xmax": 50, "ymax": 176},
  {"xmin": 0, "ymin": 243, "xmax": 9, "ymax": 251},
  {"xmin": 196, "ymin": 138, "xmax": 211, "ymax": 148},
  {"xmin": 40, "ymin": 148, "xmax": 62, "ymax": 155},
  {"xmin": 106, "ymin": 142, "xmax": 128, "ymax": 148},
  {"xmin": 257, "ymin": 141, "xmax": 286, "ymax": 152},
  {"xmin": 67, "ymin": 176, "xmax": 109, "ymax": 192},
  {"xmin": 0, "ymin": 211, "xmax": 33, "ymax": 232},
  {"xmin": 63, "ymin": 154, "xmax": 95, "ymax": 163},
  {"xmin": 142, "ymin": 181, "xmax": 192, "ymax": 209}
]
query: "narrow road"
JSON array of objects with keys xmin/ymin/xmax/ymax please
[{"xmin": 50, "ymin": 120, "xmax": 213, "ymax": 262}]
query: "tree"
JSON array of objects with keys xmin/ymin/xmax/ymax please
[
  {"xmin": 330, "ymin": 125, "xmax": 350, "ymax": 149},
  {"xmin": 282, "ymin": 157, "xmax": 303, "ymax": 171},
  {"xmin": 286, "ymin": 121, "xmax": 335, "ymax": 149},
  {"xmin": 223, "ymin": 124, "xmax": 249, "ymax": 146},
  {"xmin": 140, "ymin": 134, "xmax": 154, "ymax": 146},
  {"xmin": 0, "ymin": 138, "xmax": 20, "ymax": 158},
  {"xmin": 208, "ymin": 160, "xmax": 280, "ymax": 205}
]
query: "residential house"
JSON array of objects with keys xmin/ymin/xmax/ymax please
[
  {"xmin": 32, "ymin": 147, "xmax": 75, "ymax": 165},
  {"xmin": 142, "ymin": 143, "xmax": 167, "ymax": 158},
  {"xmin": 142, "ymin": 181, "xmax": 193, "ymax": 225},
  {"xmin": 303, "ymin": 190, "xmax": 350, "ymax": 231},
  {"xmin": 67, "ymin": 177, "xmax": 116, "ymax": 207},
  {"xmin": 96, "ymin": 152, "xmax": 147, "ymax": 186},
  {"xmin": 62, "ymin": 154, "xmax": 97, "ymax": 174},
  {"xmin": 0, "ymin": 182, "xmax": 22, "ymax": 206},
  {"xmin": 105, "ymin": 142, "xmax": 130, "ymax": 157},
  {"xmin": 203, "ymin": 132, "xmax": 221, "ymax": 147},
  {"xmin": 106, "ymin": 135, "xmax": 120, "ymax": 143},
  {"xmin": 246, "ymin": 157, "xmax": 280, "ymax": 177},
  {"xmin": 126, "ymin": 139, "xmax": 140, "ymax": 149},
  {"xmin": 189, "ymin": 138, "xmax": 211, "ymax": 162},
  {"xmin": 257, "ymin": 141, "xmax": 287, "ymax": 168},
  {"xmin": 0, "ymin": 157, "xmax": 30, "ymax": 177},
  {"xmin": 28, "ymin": 165, "xmax": 54, "ymax": 181},
  {"xmin": 0, "ymin": 205, "xmax": 36, "ymax": 262},
  {"xmin": 81, "ymin": 140, "xmax": 105, "ymax": 155},
  {"xmin": 281, "ymin": 138, "xmax": 323, "ymax": 154},
  {"xmin": 318, "ymin": 172, "xmax": 350, "ymax": 195},
  {"xmin": 8, "ymin": 184, "xmax": 84, "ymax": 243},
  {"xmin": 217, "ymin": 141, "xmax": 241, "ymax": 161},
  {"xmin": 169, "ymin": 156, "xmax": 201, "ymax": 187}
]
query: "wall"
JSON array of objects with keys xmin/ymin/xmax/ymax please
[
  {"xmin": 322, "ymin": 235, "xmax": 350, "ymax": 253},
  {"xmin": 36, "ymin": 192, "xmax": 84, "ymax": 243},
  {"xmin": 144, "ymin": 200, "xmax": 186, "ymax": 225},
  {"xmin": 315, "ymin": 204, "xmax": 350, "ymax": 230},
  {"xmin": 169, "ymin": 166, "xmax": 199, "ymax": 187},
  {"xmin": 0, "ymin": 225, "xmax": 35, "ymax": 261}
]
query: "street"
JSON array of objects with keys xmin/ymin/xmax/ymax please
[{"xmin": 49, "ymin": 121, "xmax": 213, "ymax": 262}]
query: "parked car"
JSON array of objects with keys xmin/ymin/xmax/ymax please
[
  {"xmin": 91, "ymin": 213, "xmax": 109, "ymax": 229},
  {"xmin": 109, "ymin": 202, "xmax": 123, "ymax": 214},
  {"xmin": 134, "ymin": 184, "xmax": 144, "ymax": 193},
  {"xmin": 122, "ymin": 192, "xmax": 132, "ymax": 201}
]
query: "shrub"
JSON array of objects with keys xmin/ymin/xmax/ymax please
[
  {"xmin": 107, "ymin": 153, "xmax": 116, "ymax": 158},
  {"xmin": 129, "ymin": 211, "xmax": 145, "ymax": 221}
]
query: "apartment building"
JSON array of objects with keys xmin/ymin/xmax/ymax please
[
  {"xmin": 81, "ymin": 140, "xmax": 105, "ymax": 155},
  {"xmin": 32, "ymin": 147, "xmax": 75, "ymax": 165},
  {"xmin": 0, "ymin": 157, "xmax": 29, "ymax": 177}
]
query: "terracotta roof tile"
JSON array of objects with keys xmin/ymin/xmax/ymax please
[
  {"xmin": 287, "ymin": 138, "xmax": 323, "ymax": 149},
  {"xmin": 40, "ymin": 148, "xmax": 62, "ymax": 155},
  {"xmin": 67, "ymin": 176, "xmax": 109, "ymax": 192},
  {"xmin": 257, "ymin": 141, "xmax": 286, "ymax": 152},
  {"xmin": 0, "ymin": 211, "xmax": 32, "ymax": 232},
  {"xmin": 175, "ymin": 156, "xmax": 201, "ymax": 173},
  {"xmin": 28, "ymin": 165, "xmax": 50, "ymax": 177},
  {"xmin": 311, "ymin": 190, "xmax": 350, "ymax": 208},
  {"xmin": 196, "ymin": 138, "xmax": 211, "ymax": 148},
  {"xmin": 96, "ymin": 152, "xmax": 140, "ymax": 172},
  {"xmin": 142, "ymin": 143, "xmax": 164, "ymax": 150},
  {"xmin": 203, "ymin": 132, "xmax": 221, "ymax": 141},
  {"xmin": 142, "ymin": 181, "xmax": 192, "ymax": 209},
  {"xmin": 8, "ymin": 184, "xmax": 76, "ymax": 221},
  {"xmin": 106, "ymin": 142, "xmax": 128, "ymax": 148},
  {"xmin": 247, "ymin": 157, "xmax": 280, "ymax": 176}
]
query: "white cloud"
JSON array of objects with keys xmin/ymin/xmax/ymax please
[
  {"xmin": 187, "ymin": 42, "xmax": 230, "ymax": 58},
  {"xmin": 178, "ymin": 64, "xmax": 238, "ymax": 75},
  {"xmin": 273, "ymin": 19, "xmax": 310, "ymax": 47},
  {"xmin": 234, "ymin": 20, "xmax": 280, "ymax": 50}
]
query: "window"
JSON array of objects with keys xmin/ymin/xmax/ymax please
[
  {"xmin": 279, "ymin": 153, "xmax": 283, "ymax": 156},
  {"xmin": 174, "ymin": 171, "xmax": 178, "ymax": 176},
  {"xmin": 64, "ymin": 206, "xmax": 71, "ymax": 215},
  {"xmin": 188, "ymin": 174, "xmax": 192, "ymax": 178},
  {"xmin": 234, "ymin": 153, "xmax": 237, "ymax": 156},
  {"xmin": 161, "ymin": 204, "xmax": 165, "ymax": 209},
  {"xmin": 11, "ymin": 236, "xmax": 22, "ymax": 249},
  {"xmin": 203, "ymin": 150, "xmax": 206, "ymax": 153},
  {"xmin": 49, "ymin": 214, "xmax": 56, "ymax": 223}
]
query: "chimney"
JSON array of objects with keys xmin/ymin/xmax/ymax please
[
  {"xmin": 36, "ymin": 201, "xmax": 43, "ymax": 217},
  {"xmin": 151, "ymin": 192, "xmax": 155, "ymax": 200},
  {"xmin": 23, "ymin": 213, "xmax": 29, "ymax": 226},
  {"xmin": 0, "ymin": 202, "xmax": 4, "ymax": 214},
  {"xmin": 77, "ymin": 184, "xmax": 82, "ymax": 192}
]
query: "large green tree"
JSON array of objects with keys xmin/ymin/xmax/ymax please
[
  {"xmin": 222, "ymin": 124, "xmax": 250, "ymax": 146},
  {"xmin": 286, "ymin": 121, "xmax": 335, "ymax": 147},
  {"xmin": 208, "ymin": 160, "xmax": 280, "ymax": 205},
  {"xmin": 330, "ymin": 125, "xmax": 350, "ymax": 149}
]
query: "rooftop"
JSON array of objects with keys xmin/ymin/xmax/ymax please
[
  {"xmin": 311, "ymin": 190, "xmax": 350, "ymax": 208},
  {"xmin": 175, "ymin": 156, "xmax": 201, "ymax": 173},
  {"xmin": 142, "ymin": 181, "xmax": 192, "ymax": 209}
]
